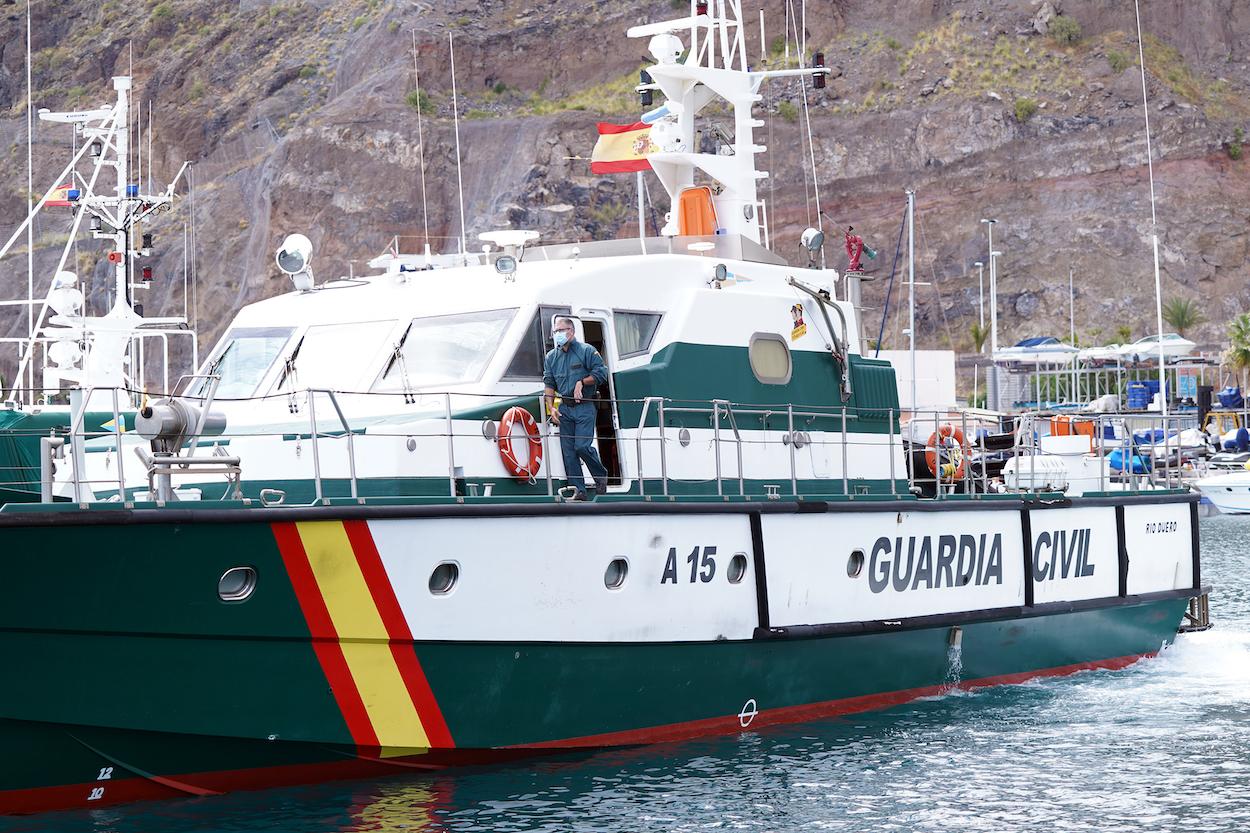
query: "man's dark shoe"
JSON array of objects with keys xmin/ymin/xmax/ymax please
[
  {"xmin": 594, "ymin": 476, "xmax": 608, "ymax": 494},
  {"xmin": 568, "ymin": 491, "xmax": 589, "ymax": 502}
]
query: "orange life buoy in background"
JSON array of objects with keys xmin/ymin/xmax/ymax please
[
  {"xmin": 925, "ymin": 423, "xmax": 968, "ymax": 481},
  {"xmin": 498, "ymin": 406, "xmax": 543, "ymax": 482}
]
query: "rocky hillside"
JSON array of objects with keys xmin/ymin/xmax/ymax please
[{"xmin": 0, "ymin": 0, "xmax": 1247, "ymax": 385}]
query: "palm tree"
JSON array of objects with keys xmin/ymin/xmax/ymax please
[
  {"xmin": 1226, "ymin": 313, "xmax": 1250, "ymax": 391},
  {"xmin": 1162, "ymin": 297, "xmax": 1207, "ymax": 337},
  {"xmin": 969, "ymin": 322, "xmax": 988, "ymax": 353},
  {"xmin": 1114, "ymin": 324, "xmax": 1133, "ymax": 344}
]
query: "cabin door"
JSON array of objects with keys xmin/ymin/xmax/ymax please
[{"xmin": 571, "ymin": 309, "xmax": 624, "ymax": 491}]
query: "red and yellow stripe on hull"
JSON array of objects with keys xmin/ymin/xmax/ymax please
[{"xmin": 272, "ymin": 520, "xmax": 453, "ymax": 756}]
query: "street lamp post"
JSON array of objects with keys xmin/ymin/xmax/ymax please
[
  {"xmin": 981, "ymin": 218, "xmax": 999, "ymax": 410},
  {"xmin": 974, "ymin": 261, "xmax": 985, "ymax": 329}
]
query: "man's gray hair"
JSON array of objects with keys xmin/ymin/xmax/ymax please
[{"xmin": 554, "ymin": 316, "xmax": 576, "ymax": 329}]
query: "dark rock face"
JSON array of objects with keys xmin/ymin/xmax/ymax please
[{"xmin": 0, "ymin": 0, "xmax": 1247, "ymax": 382}]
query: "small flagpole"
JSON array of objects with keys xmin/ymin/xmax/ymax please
[{"xmin": 636, "ymin": 170, "xmax": 646, "ymax": 254}]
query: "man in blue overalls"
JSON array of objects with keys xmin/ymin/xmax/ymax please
[{"xmin": 543, "ymin": 317, "xmax": 609, "ymax": 500}]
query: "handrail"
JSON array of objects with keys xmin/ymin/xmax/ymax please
[
  {"xmin": 24, "ymin": 384, "xmax": 1217, "ymax": 507},
  {"xmin": 316, "ymin": 389, "xmax": 360, "ymax": 502},
  {"xmin": 635, "ymin": 396, "xmax": 663, "ymax": 498}
]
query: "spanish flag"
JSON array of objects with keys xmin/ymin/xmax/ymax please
[
  {"xmin": 45, "ymin": 183, "xmax": 74, "ymax": 208},
  {"xmin": 590, "ymin": 122, "xmax": 656, "ymax": 174}
]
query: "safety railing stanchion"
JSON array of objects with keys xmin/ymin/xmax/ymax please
[
  {"xmin": 841, "ymin": 406, "xmax": 849, "ymax": 496},
  {"xmin": 788, "ymin": 403, "xmax": 797, "ymax": 496},
  {"xmin": 960, "ymin": 409, "xmax": 970, "ymax": 495},
  {"xmin": 323, "ymin": 390, "xmax": 359, "ymax": 502},
  {"xmin": 305, "ymin": 387, "xmax": 325, "ymax": 500},
  {"xmin": 722, "ymin": 401, "xmax": 744, "ymax": 497},
  {"xmin": 635, "ymin": 397, "xmax": 650, "ymax": 497},
  {"xmin": 540, "ymin": 395, "xmax": 553, "ymax": 497},
  {"xmin": 68, "ymin": 386, "xmax": 93, "ymax": 505},
  {"xmin": 1098, "ymin": 414, "xmax": 1106, "ymax": 493},
  {"xmin": 111, "ymin": 388, "xmax": 126, "ymax": 502},
  {"xmin": 887, "ymin": 408, "xmax": 896, "ymax": 497},
  {"xmin": 1029, "ymin": 413, "xmax": 1037, "ymax": 494},
  {"xmin": 658, "ymin": 398, "xmax": 669, "ymax": 497},
  {"xmin": 904, "ymin": 409, "xmax": 913, "ymax": 495},
  {"xmin": 444, "ymin": 392, "xmax": 456, "ymax": 498},
  {"xmin": 1161, "ymin": 414, "xmax": 1168, "ymax": 489},
  {"xmin": 302, "ymin": 387, "xmax": 322, "ymax": 500},
  {"xmin": 712, "ymin": 401, "xmax": 723, "ymax": 497}
]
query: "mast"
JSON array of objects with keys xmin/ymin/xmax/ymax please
[
  {"xmin": 3, "ymin": 76, "xmax": 191, "ymax": 406},
  {"xmin": 629, "ymin": 0, "xmax": 828, "ymax": 244}
]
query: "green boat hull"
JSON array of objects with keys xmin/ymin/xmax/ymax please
[{"xmin": 0, "ymin": 591, "xmax": 1188, "ymax": 814}]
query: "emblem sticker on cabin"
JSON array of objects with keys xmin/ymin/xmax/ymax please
[{"xmin": 790, "ymin": 304, "xmax": 806, "ymax": 341}]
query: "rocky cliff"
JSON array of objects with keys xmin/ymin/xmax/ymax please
[{"xmin": 0, "ymin": 0, "xmax": 1246, "ymax": 385}]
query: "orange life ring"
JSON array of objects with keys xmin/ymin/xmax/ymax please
[
  {"xmin": 498, "ymin": 406, "xmax": 543, "ymax": 482},
  {"xmin": 925, "ymin": 424, "xmax": 968, "ymax": 482}
]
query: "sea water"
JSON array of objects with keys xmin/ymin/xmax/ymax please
[{"xmin": 9, "ymin": 515, "xmax": 1250, "ymax": 833}]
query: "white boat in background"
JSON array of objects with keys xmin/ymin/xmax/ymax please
[
  {"xmin": 1077, "ymin": 343, "xmax": 1124, "ymax": 366},
  {"xmin": 1193, "ymin": 468, "xmax": 1250, "ymax": 514},
  {"xmin": 993, "ymin": 336, "xmax": 1078, "ymax": 367},
  {"xmin": 1116, "ymin": 333, "xmax": 1196, "ymax": 365}
]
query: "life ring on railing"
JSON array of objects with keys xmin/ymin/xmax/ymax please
[
  {"xmin": 498, "ymin": 406, "xmax": 543, "ymax": 482},
  {"xmin": 925, "ymin": 423, "xmax": 968, "ymax": 482}
]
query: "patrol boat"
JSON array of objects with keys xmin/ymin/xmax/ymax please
[{"xmin": 0, "ymin": 2, "xmax": 1205, "ymax": 814}]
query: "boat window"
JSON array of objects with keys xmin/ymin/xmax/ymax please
[
  {"xmin": 190, "ymin": 326, "xmax": 295, "ymax": 399},
  {"xmin": 375, "ymin": 308, "xmax": 516, "ymax": 392},
  {"xmin": 503, "ymin": 304, "xmax": 572, "ymax": 379},
  {"xmin": 273, "ymin": 320, "xmax": 395, "ymax": 393},
  {"xmin": 748, "ymin": 333, "xmax": 792, "ymax": 385},
  {"xmin": 614, "ymin": 311, "xmax": 662, "ymax": 358}
]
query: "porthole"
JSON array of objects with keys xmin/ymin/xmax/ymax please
[
  {"xmin": 218, "ymin": 566, "xmax": 257, "ymax": 602},
  {"xmin": 429, "ymin": 562, "xmax": 459, "ymax": 595},
  {"xmin": 748, "ymin": 333, "xmax": 792, "ymax": 385},
  {"xmin": 847, "ymin": 549, "xmax": 865, "ymax": 578},
  {"xmin": 678, "ymin": 427, "xmax": 692, "ymax": 447},
  {"xmin": 604, "ymin": 557, "xmax": 629, "ymax": 589},
  {"xmin": 727, "ymin": 553, "xmax": 748, "ymax": 584}
]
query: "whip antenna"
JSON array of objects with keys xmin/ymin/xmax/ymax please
[
  {"xmin": 449, "ymin": 32, "xmax": 468, "ymax": 263},
  {"xmin": 1134, "ymin": 0, "xmax": 1167, "ymax": 417},
  {"xmin": 412, "ymin": 30, "xmax": 430, "ymax": 250}
]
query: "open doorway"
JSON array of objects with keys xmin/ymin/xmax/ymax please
[{"xmin": 579, "ymin": 318, "xmax": 623, "ymax": 488}]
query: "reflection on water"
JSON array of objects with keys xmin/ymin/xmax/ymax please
[{"xmin": 8, "ymin": 516, "xmax": 1250, "ymax": 833}]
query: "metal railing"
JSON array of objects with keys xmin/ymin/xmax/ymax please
[{"xmin": 0, "ymin": 385, "xmax": 1214, "ymax": 508}]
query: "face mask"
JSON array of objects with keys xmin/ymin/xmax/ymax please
[{"xmin": 553, "ymin": 331, "xmax": 569, "ymax": 347}]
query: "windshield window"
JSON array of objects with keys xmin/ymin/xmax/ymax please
[
  {"xmin": 375, "ymin": 308, "xmax": 516, "ymax": 392},
  {"xmin": 273, "ymin": 320, "xmax": 396, "ymax": 394},
  {"xmin": 191, "ymin": 326, "xmax": 295, "ymax": 399}
]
